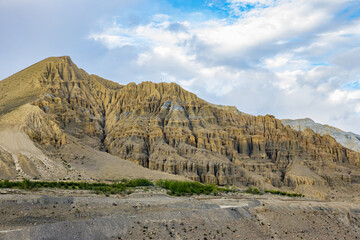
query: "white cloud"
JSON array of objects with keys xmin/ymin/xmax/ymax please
[
  {"xmin": 89, "ymin": 0, "xmax": 360, "ymax": 133},
  {"xmin": 356, "ymin": 104, "xmax": 360, "ymax": 113},
  {"xmin": 89, "ymin": 34, "xmax": 133, "ymax": 49},
  {"xmin": 329, "ymin": 89, "xmax": 360, "ymax": 103}
]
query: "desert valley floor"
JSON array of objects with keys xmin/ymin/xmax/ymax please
[{"xmin": 0, "ymin": 188, "xmax": 360, "ymax": 240}]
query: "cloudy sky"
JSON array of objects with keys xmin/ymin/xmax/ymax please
[{"xmin": 1, "ymin": 0, "xmax": 360, "ymax": 133}]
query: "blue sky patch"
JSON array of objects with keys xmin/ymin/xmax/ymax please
[
  {"xmin": 168, "ymin": 0, "xmax": 208, "ymax": 11},
  {"xmin": 166, "ymin": 0, "xmax": 263, "ymax": 19},
  {"xmin": 342, "ymin": 81, "xmax": 360, "ymax": 90},
  {"xmin": 311, "ymin": 62, "xmax": 330, "ymax": 67},
  {"xmin": 336, "ymin": 2, "xmax": 360, "ymax": 21}
]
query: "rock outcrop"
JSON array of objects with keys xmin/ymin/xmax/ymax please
[
  {"xmin": 282, "ymin": 118, "xmax": 360, "ymax": 153},
  {"xmin": 1, "ymin": 56, "xmax": 360, "ymax": 192}
]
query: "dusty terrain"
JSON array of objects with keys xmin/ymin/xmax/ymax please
[{"xmin": 0, "ymin": 189, "xmax": 359, "ymax": 240}]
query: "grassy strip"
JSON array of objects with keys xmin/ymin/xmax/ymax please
[
  {"xmin": 120, "ymin": 178, "xmax": 153, "ymax": 188},
  {"xmin": 155, "ymin": 179, "xmax": 231, "ymax": 196},
  {"xmin": 245, "ymin": 187, "xmax": 304, "ymax": 197},
  {"xmin": 0, "ymin": 179, "xmax": 228, "ymax": 197},
  {"xmin": 0, "ymin": 179, "xmax": 304, "ymax": 197},
  {"xmin": 245, "ymin": 187, "xmax": 263, "ymax": 195},
  {"xmin": 264, "ymin": 189, "xmax": 304, "ymax": 197},
  {"xmin": 0, "ymin": 179, "xmax": 153, "ymax": 195}
]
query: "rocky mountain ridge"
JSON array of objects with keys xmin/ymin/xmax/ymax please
[
  {"xmin": 0, "ymin": 56, "xmax": 359, "ymax": 197},
  {"xmin": 282, "ymin": 118, "xmax": 360, "ymax": 153}
]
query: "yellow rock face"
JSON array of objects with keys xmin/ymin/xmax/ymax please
[{"xmin": 1, "ymin": 56, "xmax": 360, "ymax": 190}]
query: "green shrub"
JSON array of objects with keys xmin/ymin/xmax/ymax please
[
  {"xmin": 21, "ymin": 179, "xmax": 34, "ymax": 189},
  {"xmin": 124, "ymin": 178, "xmax": 153, "ymax": 187},
  {"xmin": 156, "ymin": 180, "xmax": 221, "ymax": 196},
  {"xmin": 264, "ymin": 189, "xmax": 304, "ymax": 197},
  {"xmin": 0, "ymin": 180, "xmax": 11, "ymax": 188},
  {"xmin": 245, "ymin": 187, "xmax": 262, "ymax": 195}
]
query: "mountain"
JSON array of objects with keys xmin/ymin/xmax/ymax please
[
  {"xmin": 282, "ymin": 118, "xmax": 360, "ymax": 152},
  {"xmin": 0, "ymin": 56, "xmax": 359, "ymax": 197}
]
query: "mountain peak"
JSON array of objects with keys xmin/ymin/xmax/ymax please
[
  {"xmin": 281, "ymin": 118, "xmax": 360, "ymax": 152},
  {"xmin": 0, "ymin": 56, "xmax": 86, "ymax": 115},
  {"xmin": 42, "ymin": 56, "xmax": 74, "ymax": 64}
]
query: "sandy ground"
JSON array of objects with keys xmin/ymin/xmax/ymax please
[
  {"xmin": 0, "ymin": 188, "xmax": 359, "ymax": 240},
  {"xmin": 60, "ymin": 139, "xmax": 189, "ymax": 181}
]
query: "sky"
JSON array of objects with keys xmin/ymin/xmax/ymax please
[{"xmin": 1, "ymin": 0, "xmax": 360, "ymax": 133}]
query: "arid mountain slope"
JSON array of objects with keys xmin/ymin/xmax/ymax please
[
  {"xmin": 0, "ymin": 56, "xmax": 359, "ymax": 196},
  {"xmin": 282, "ymin": 118, "xmax": 360, "ymax": 152}
]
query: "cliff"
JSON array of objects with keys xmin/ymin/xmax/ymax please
[{"xmin": 1, "ymin": 56, "xmax": 360, "ymax": 195}]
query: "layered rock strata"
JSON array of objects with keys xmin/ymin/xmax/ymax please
[{"xmin": 1, "ymin": 56, "xmax": 360, "ymax": 190}]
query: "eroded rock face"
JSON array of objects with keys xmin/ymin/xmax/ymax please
[
  {"xmin": 1, "ymin": 56, "xmax": 360, "ymax": 189},
  {"xmin": 282, "ymin": 118, "xmax": 360, "ymax": 153}
]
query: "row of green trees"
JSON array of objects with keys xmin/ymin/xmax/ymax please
[
  {"xmin": 264, "ymin": 189, "xmax": 304, "ymax": 197},
  {"xmin": 0, "ymin": 179, "xmax": 153, "ymax": 195},
  {"xmin": 244, "ymin": 187, "xmax": 304, "ymax": 197},
  {"xmin": 0, "ymin": 179, "xmax": 304, "ymax": 197},
  {"xmin": 155, "ymin": 179, "xmax": 231, "ymax": 196}
]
